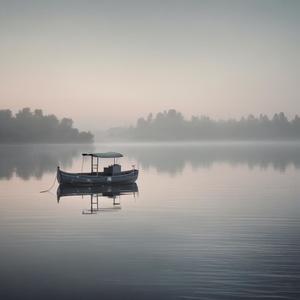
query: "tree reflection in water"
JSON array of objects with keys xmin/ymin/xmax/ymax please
[
  {"xmin": 1, "ymin": 142, "xmax": 300, "ymax": 180},
  {"xmin": 0, "ymin": 144, "xmax": 93, "ymax": 180}
]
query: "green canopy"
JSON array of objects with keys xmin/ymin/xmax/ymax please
[{"xmin": 82, "ymin": 152, "xmax": 123, "ymax": 158}]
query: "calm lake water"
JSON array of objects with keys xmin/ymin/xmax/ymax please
[{"xmin": 0, "ymin": 143, "xmax": 300, "ymax": 299}]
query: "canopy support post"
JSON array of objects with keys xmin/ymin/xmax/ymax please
[{"xmin": 97, "ymin": 157, "xmax": 99, "ymax": 175}]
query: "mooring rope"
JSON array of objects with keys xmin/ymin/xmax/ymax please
[{"xmin": 40, "ymin": 172, "xmax": 57, "ymax": 193}]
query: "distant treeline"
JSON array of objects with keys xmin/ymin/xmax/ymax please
[
  {"xmin": 0, "ymin": 108, "xmax": 93, "ymax": 143},
  {"xmin": 107, "ymin": 109, "xmax": 300, "ymax": 141}
]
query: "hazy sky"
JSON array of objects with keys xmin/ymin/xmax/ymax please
[{"xmin": 0, "ymin": 0, "xmax": 299, "ymax": 130}]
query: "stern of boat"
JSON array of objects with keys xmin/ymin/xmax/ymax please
[{"xmin": 57, "ymin": 166, "xmax": 62, "ymax": 184}]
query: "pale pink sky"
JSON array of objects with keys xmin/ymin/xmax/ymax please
[{"xmin": 0, "ymin": 0, "xmax": 299, "ymax": 130}]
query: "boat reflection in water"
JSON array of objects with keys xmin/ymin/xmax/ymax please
[{"xmin": 56, "ymin": 183, "xmax": 138, "ymax": 215}]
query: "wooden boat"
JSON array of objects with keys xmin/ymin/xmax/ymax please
[{"xmin": 57, "ymin": 152, "xmax": 138, "ymax": 185}]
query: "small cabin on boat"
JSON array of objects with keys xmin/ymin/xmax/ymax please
[{"xmin": 82, "ymin": 152, "xmax": 124, "ymax": 174}]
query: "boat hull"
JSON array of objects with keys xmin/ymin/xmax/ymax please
[{"xmin": 57, "ymin": 167, "xmax": 139, "ymax": 185}]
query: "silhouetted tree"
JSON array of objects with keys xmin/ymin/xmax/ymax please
[
  {"xmin": 107, "ymin": 109, "xmax": 300, "ymax": 141},
  {"xmin": 0, "ymin": 108, "xmax": 93, "ymax": 143}
]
